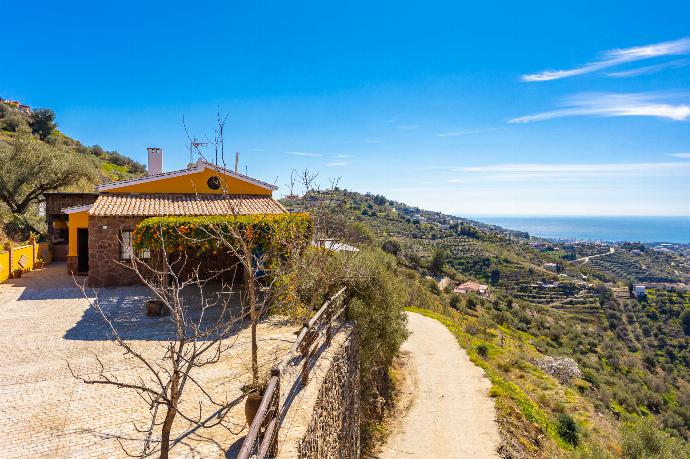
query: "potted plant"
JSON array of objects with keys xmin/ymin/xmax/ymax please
[
  {"xmin": 242, "ymin": 370, "xmax": 269, "ymax": 426},
  {"xmin": 12, "ymin": 268, "xmax": 22, "ymax": 279},
  {"xmin": 145, "ymin": 299, "xmax": 167, "ymax": 316}
]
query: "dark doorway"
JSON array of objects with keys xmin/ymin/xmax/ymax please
[{"xmin": 77, "ymin": 228, "xmax": 89, "ymax": 274}]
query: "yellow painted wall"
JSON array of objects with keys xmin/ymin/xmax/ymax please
[
  {"xmin": 108, "ymin": 168, "xmax": 273, "ymax": 195},
  {"xmin": 0, "ymin": 251, "xmax": 8, "ymax": 283},
  {"xmin": 12, "ymin": 245, "xmax": 34, "ymax": 272},
  {"xmin": 68, "ymin": 211, "xmax": 90, "ymax": 257}
]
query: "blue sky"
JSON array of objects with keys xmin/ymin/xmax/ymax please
[{"xmin": 3, "ymin": 1, "xmax": 690, "ymax": 216}]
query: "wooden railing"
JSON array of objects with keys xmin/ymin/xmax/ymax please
[{"xmin": 237, "ymin": 287, "xmax": 350, "ymax": 459}]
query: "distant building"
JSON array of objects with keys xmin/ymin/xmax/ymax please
[
  {"xmin": 314, "ymin": 239, "xmax": 359, "ymax": 252},
  {"xmin": 0, "ymin": 98, "xmax": 31, "ymax": 113},
  {"xmin": 454, "ymin": 281, "xmax": 489, "ymax": 297},
  {"xmin": 634, "ymin": 285, "xmax": 646, "ymax": 297}
]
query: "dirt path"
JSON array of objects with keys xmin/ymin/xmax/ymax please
[{"xmin": 378, "ymin": 312, "xmax": 501, "ymax": 459}]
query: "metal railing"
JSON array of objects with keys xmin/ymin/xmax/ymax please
[{"xmin": 237, "ymin": 287, "xmax": 350, "ymax": 459}]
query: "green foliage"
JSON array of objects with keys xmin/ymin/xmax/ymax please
[
  {"xmin": 0, "ymin": 111, "xmax": 27, "ymax": 132},
  {"xmin": 556, "ymin": 413, "xmax": 580, "ymax": 446},
  {"xmin": 430, "ymin": 246, "xmax": 449, "ymax": 273},
  {"xmin": 28, "ymin": 108, "xmax": 56, "ymax": 140},
  {"xmin": 0, "ymin": 125, "xmax": 98, "ymax": 217},
  {"xmin": 490, "ymin": 268, "xmax": 501, "ymax": 285},
  {"xmin": 621, "ymin": 417, "xmax": 690, "ymax": 459},
  {"xmin": 133, "ymin": 213, "xmax": 313, "ymax": 254},
  {"xmin": 681, "ymin": 309, "xmax": 690, "ymax": 336},
  {"xmin": 477, "ymin": 343, "xmax": 489, "ymax": 358},
  {"xmin": 347, "ymin": 249, "xmax": 409, "ymax": 448},
  {"xmin": 381, "ymin": 238, "xmax": 402, "ymax": 256}
]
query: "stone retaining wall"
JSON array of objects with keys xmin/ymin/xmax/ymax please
[{"xmin": 278, "ymin": 323, "xmax": 360, "ymax": 459}]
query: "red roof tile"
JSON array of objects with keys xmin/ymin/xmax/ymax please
[{"xmin": 89, "ymin": 194, "xmax": 287, "ymax": 217}]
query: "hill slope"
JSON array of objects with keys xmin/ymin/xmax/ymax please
[
  {"xmin": 283, "ymin": 189, "xmax": 690, "ymax": 458},
  {"xmin": 0, "ymin": 102, "xmax": 145, "ymax": 238}
]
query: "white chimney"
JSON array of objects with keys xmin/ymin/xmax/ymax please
[{"xmin": 147, "ymin": 147, "xmax": 163, "ymax": 175}]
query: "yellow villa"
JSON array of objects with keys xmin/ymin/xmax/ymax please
[{"xmin": 44, "ymin": 148, "xmax": 285, "ymax": 287}]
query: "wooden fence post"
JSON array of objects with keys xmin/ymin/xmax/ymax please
[
  {"xmin": 268, "ymin": 368, "xmax": 281, "ymax": 457},
  {"xmin": 4, "ymin": 243, "xmax": 14, "ymax": 278}
]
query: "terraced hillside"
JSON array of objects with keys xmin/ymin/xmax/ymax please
[
  {"xmin": 283, "ymin": 188, "xmax": 690, "ymax": 457},
  {"xmin": 590, "ymin": 250, "xmax": 681, "ymax": 283}
]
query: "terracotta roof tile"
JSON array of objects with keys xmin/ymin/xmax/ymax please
[{"xmin": 89, "ymin": 194, "xmax": 286, "ymax": 217}]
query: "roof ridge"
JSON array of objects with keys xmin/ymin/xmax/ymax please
[{"xmin": 97, "ymin": 161, "xmax": 278, "ymax": 192}]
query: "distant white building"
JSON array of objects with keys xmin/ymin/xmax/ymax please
[
  {"xmin": 314, "ymin": 239, "xmax": 359, "ymax": 252},
  {"xmin": 634, "ymin": 285, "xmax": 646, "ymax": 297}
]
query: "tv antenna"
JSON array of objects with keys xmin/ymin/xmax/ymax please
[{"xmin": 189, "ymin": 137, "xmax": 208, "ymax": 164}]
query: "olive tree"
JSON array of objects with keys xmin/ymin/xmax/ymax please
[{"xmin": 0, "ymin": 125, "xmax": 98, "ymax": 220}]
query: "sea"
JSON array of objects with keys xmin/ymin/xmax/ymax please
[{"xmin": 468, "ymin": 216, "xmax": 690, "ymax": 244}]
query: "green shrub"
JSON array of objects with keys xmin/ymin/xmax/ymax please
[
  {"xmin": 381, "ymin": 238, "xmax": 401, "ymax": 256},
  {"xmin": 556, "ymin": 413, "xmax": 580, "ymax": 447},
  {"xmin": 347, "ymin": 249, "xmax": 409, "ymax": 448},
  {"xmin": 621, "ymin": 417, "xmax": 690, "ymax": 459},
  {"xmin": 477, "ymin": 343, "xmax": 489, "ymax": 358}
]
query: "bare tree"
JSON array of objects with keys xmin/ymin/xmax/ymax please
[
  {"xmin": 67, "ymin": 112, "xmax": 352, "ymax": 458},
  {"xmin": 69, "ymin": 229, "xmax": 246, "ymax": 458}
]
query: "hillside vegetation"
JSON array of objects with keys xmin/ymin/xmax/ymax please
[
  {"xmin": 283, "ymin": 189, "xmax": 690, "ymax": 458},
  {"xmin": 0, "ymin": 101, "xmax": 145, "ymax": 240}
]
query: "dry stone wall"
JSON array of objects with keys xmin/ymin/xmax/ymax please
[{"xmin": 284, "ymin": 325, "xmax": 360, "ymax": 459}]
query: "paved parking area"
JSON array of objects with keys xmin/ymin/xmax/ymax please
[{"xmin": 0, "ymin": 263, "xmax": 295, "ymax": 458}]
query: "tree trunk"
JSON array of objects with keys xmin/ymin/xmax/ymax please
[
  {"xmin": 159, "ymin": 372, "xmax": 179, "ymax": 458},
  {"xmin": 243, "ymin": 244, "xmax": 260, "ymax": 388}
]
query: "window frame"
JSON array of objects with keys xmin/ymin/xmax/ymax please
[{"xmin": 120, "ymin": 229, "xmax": 151, "ymax": 260}]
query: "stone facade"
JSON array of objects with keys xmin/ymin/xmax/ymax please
[
  {"xmin": 291, "ymin": 326, "xmax": 360, "ymax": 459},
  {"xmin": 66, "ymin": 255, "xmax": 78, "ymax": 275},
  {"xmin": 87, "ymin": 215, "xmax": 146, "ymax": 287},
  {"xmin": 86, "ymin": 215, "xmax": 244, "ymax": 287}
]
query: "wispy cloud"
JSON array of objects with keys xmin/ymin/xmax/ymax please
[
  {"xmin": 397, "ymin": 124, "xmax": 420, "ymax": 130},
  {"xmin": 448, "ymin": 161, "xmax": 690, "ymax": 182},
  {"xmin": 522, "ymin": 37, "xmax": 690, "ymax": 82},
  {"xmin": 386, "ymin": 114, "xmax": 405, "ymax": 124},
  {"xmin": 364, "ymin": 139, "xmax": 381, "ymax": 143},
  {"xmin": 286, "ymin": 150, "xmax": 322, "ymax": 157},
  {"xmin": 334, "ymin": 154, "xmax": 354, "ymax": 158},
  {"xmin": 510, "ymin": 92, "xmax": 690, "ymax": 123},
  {"xmin": 436, "ymin": 128, "xmax": 495, "ymax": 137},
  {"xmin": 606, "ymin": 59, "xmax": 689, "ymax": 77},
  {"xmin": 326, "ymin": 160, "xmax": 349, "ymax": 167},
  {"xmin": 669, "ymin": 153, "xmax": 690, "ymax": 158}
]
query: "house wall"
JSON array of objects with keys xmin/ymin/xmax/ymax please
[
  {"xmin": 0, "ymin": 251, "xmax": 9, "ymax": 283},
  {"xmin": 87, "ymin": 216, "xmax": 146, "ymax": 287},
  {"xmin": 67, "ymin": 211, "xmax": 90, "ymax": 257},
  {"xmin": 44, "ymin": 193, "xmax": 98, "ymax": 215},
  {"xmin": 87, "ymin": 215, "xmax": 246, "ymax": 287},
  {"xmin": 66, "ymin": 211, "xmax": 89, "ymax": 274},
  {"xmin": 12, "ymin": 245, "xmax": 35, "ymax": 272},
  {"xmin": 105, "ymin": 168, "xmax": 272, "ymax": 196}
]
